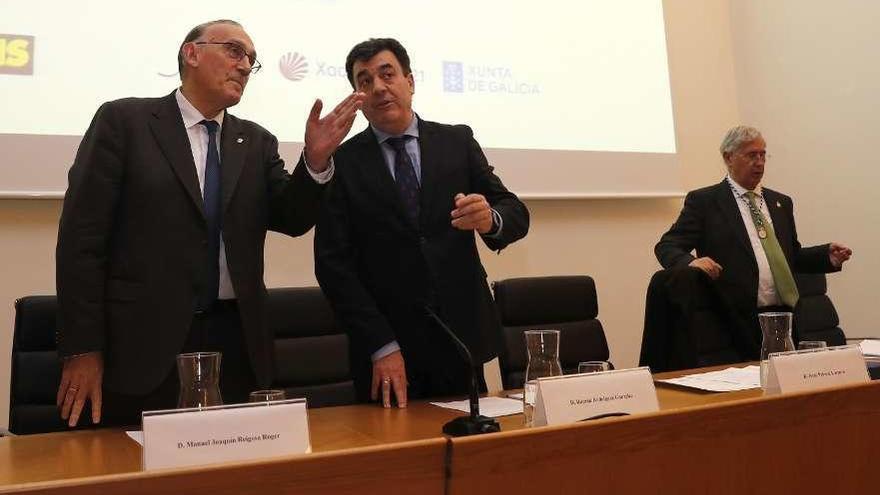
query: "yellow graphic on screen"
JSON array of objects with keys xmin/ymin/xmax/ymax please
[{"xmin": 1, "ymin": 35, "xmax": 35, "ymax": 75}]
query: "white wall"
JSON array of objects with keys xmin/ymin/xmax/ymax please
[
  {"xmin": 3, "ymin": 0, "xmax": 874, "ymax": 431},
  {"xmin": 728, "ymin": 0, "xmax": 880, "ymax": 336}
]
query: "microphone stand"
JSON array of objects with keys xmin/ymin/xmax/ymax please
[{"xmin": 424, "ymin": 305, "xmax": 501, "ymax": 436}]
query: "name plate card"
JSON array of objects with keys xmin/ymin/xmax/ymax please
[
  {"xmin": 142, "ymin": 399, "xmax": 310, "ymax": 470},
  {"xmin": 533, "ymin": 367, "xmax": 659, "ymax": 427},
  {"xmin": 765, "ymin": 345, "xmax": 869, "ymax": 396}
]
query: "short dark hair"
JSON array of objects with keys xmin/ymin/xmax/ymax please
[
  {"xmin": 345, "ymin": 38, "xmax": 411, "ymax": 88},
  {"xmin": 177, "ymin": 19, "xmax": 242, "ymax": 80}
]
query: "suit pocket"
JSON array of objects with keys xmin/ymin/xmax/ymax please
[{"xmin": 105, "ymin": 278, "xmax": 143, "ymax": 302}]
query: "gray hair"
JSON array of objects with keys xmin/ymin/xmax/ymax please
[
  {"xmin": 177, "ymin": 19, "xmax": 243, "ymax": 80},
  {"xmin": 719, "ymin": 125, "xmax": 762, "ymax": 156}
]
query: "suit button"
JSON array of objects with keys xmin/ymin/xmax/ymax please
[{"xmin": 419, "ymin": 236, "xmax": 427, "ymax": 245}]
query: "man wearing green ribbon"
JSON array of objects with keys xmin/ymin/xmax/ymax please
[{"xmin": 655, "ymin": 125, "xmax": 851, "ymax": 345}]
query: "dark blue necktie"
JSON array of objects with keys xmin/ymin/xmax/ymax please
[
  {"xmin": 386, "ymin": 136, "xmax": 420, "ymax": 226},
  {"xmin": 198, "ymin": 120, "xmax": 221, "ymax": 311}
]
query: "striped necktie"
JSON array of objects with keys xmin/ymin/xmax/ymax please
[{"xmin": 387, "ymin": 136, "xmax": 420, "ymax": 227}]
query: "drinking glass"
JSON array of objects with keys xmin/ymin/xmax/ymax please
[
  {"xmin": 249, "ymin": 390, "xmax": 286, "ymax": 403},
  {"xmin": 578, "ymin": 361, "xmax": 611, "ymax": 374},
  {"xmin": 797, "ymin": 341, "xmax": 828, "ymax": 351}
]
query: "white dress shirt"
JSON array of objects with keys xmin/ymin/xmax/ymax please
[
  {"xmin": 175, "ymin": 89, "xmax": 332, "ymax": 300},
  {"xmin": 725, "ymin": 175, "xmax": 781, "ymax": 307}
]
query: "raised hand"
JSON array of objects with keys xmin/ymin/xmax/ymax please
[
  {"xmin": 451, "ymin": 193, "xmax": 494, "ymax": 234},
  {"xmin": 828, "ymin": 242, "xmax": 852, "ymax": 267},
  {"xmin": 303, "ymin": 92, "xmax": 366, "ymax": 172}
]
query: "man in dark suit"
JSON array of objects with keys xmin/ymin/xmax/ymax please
[
  {"xmin": 315, "ymin": 38, "xmax": 529, "ymax": 408},
  {"xmin": 654, "ymin": 125, "xmax": 851, "ymax": 351},
  {"xmin": 55, "ymin": 19, "xmax": 364, "ymax": 427}
]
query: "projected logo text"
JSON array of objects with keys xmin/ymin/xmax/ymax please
[
  {"xmin": 280, "ymin": 52, "xmax": 425, "ymax": 84},
  {"xmin": 0, "ymin": 34, "xmax": 34, "ymax": 75},
  {"xmin": 442, "ymin": 60, "xmax": 539, "ymax": 95}
]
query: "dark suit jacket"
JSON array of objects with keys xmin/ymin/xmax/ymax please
[
  {"xmin": 314, "ymin": 119, "xmax": 529, "ymax": 397},
  {"xmin": 56, "ymin": 91, "xmax": 324, "ymax": 394},
  {"xmin": 640, "ymin": 266, "xmax": 759, "ymax": 371},
  {"xmin": 655, "ymin": 180, "xmax": 837, "ymax": 316}
]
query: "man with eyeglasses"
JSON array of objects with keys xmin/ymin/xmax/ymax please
[
  {"xmin": 55, "ymin": 19, "xmax": 364, "ymax": 427},
  {"xmin": 652, "ymin": 125, "xmax": 851, "ymax": 359}
]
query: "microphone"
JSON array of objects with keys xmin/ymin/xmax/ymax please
[{"xmin": 424, "ymin": 305, "xmax": 500, "ymax": 436}]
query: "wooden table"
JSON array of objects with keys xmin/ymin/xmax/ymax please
[
  {"xmin": 7, "ymin": 365, "xmax": 870, "ymax": 494},
  {"xmin": 449, "ymin": 380, "xmax": 880, "ymax": 494}
]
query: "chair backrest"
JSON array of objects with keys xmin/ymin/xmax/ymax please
[
  {"xmin": 793, "ymin": 273, "xmax": 846, "ymax": 346},
  {"xmin": 640, "ymin": 268, "xmax": 847, "ymax": 373},
  {"xmin": 492, "ymin": 276, "xmax": 609, "ymax": 390},
  {"xmin": 8, "ymin": 289, "xmax": 353, "ymax": 434},
  {"xmin": 267, "ymin": 287, "xmax": 356, "ymax": 408},
  {"xmin": 640, "ymin": 268, "xmax": 745, "ymax": 373},
  {"xmin": 10, "ymin": 296, "xmax": 66, "ymax": 434}
]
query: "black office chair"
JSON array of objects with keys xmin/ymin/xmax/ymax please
[
  {"xmin": 492, "ymin": 276, "xmax": 610, "ymax": 390},
  {"xmin": 8, "ymin": 288, "xmax": 353, "ymax": 435},
  {"xmin": 640, "ymin": 268, "xmax": 848, "ymax": 373},
  {"xmin": 639, "ymin": 268, "xmax": 748, "ymax": 372},
  {"xmin": 267, "ymin": 287, "xmax": 357, "ymax": 408},
  {"xmin": 9, "ymin": 295, "xmax": 67, "ymax": 434},
  {"xmin": 793, "ymin": 273, "xmax": 846, "ymax": 346}
]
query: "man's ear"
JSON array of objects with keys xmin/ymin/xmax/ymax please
[
  {"xmin": 182, "ymin": 43, "xmax": 199, "ymax": 71},
  {"xmin": 407, "ymin": 72, "xmax": 415, "ymax": 94},
  {"xmin": 721, "ymin": 152, "xmax": 732, "ymax": 166}
]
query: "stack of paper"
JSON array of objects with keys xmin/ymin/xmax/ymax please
[
  {"xmin": 859, "ymin": 339, "xmax": 880, "ymax": 357},
  {"xmin": 429, "ymin": 397, "xmax": 523, "ymax": 417},
  {"xmin": 657, "ymin": 366, "xmax": 761, "ymax": 392}
]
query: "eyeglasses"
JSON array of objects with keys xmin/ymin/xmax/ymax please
[
  {"xmin": 194, "ymin": 41, "xmax": 262, "ymax": 74},
  {"xmin": 738, "ymin": 150, "xmax": 769, "ymax": 161}
]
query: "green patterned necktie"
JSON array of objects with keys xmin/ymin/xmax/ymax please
[{"xmin": 744, "ymin": 191, "xmax": 799, "ymax": 307}]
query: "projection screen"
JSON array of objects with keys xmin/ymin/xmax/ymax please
[{"xmin": 0, "ymin": 0, "xmax": 680, "ymax": 198}]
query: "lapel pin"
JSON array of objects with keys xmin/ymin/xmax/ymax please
[
  {"xmin": 237, "ymin": 137, "xmax": 244, "ymax": 144},
  {"xmin": 776, "ymin": 201, "xmax": 781, "ymax": 207}
]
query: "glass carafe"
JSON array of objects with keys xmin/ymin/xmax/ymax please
[
  {"xmin": 523, "ymin": 330, "xmax": 562, "ymax": 427},
  {"xmin": 758, "ymin": 312, "xmax": 795, "ymax": 389},
  {"xmin": 177, "ymin": 351, "xmax": 223, "ymax": 408}
]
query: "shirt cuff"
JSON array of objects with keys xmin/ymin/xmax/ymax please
[
  {"xmin": 481, "ymin": 208, "xmax": 503, "ymax": 238},
  {"xmin": 303, "ymin": 152, "xmax": 335, "ymax": 184},
  {"xmin": 371, "ymin": 341, "xmax": 401, "ymax": 362}
]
